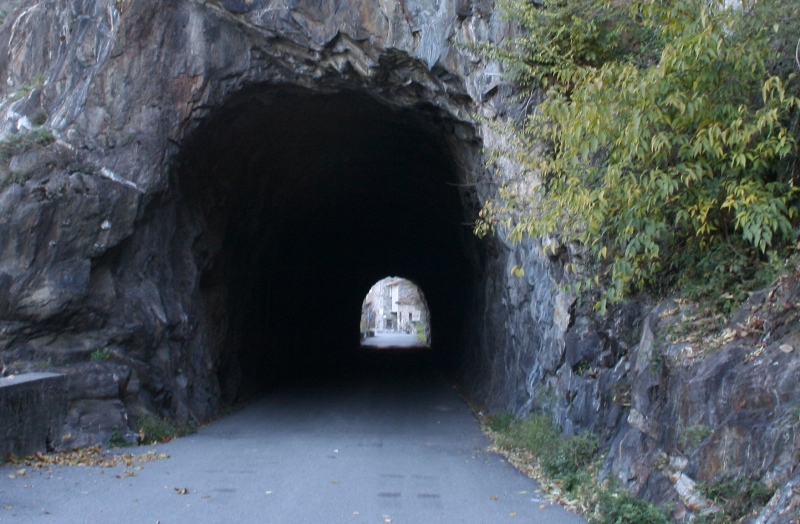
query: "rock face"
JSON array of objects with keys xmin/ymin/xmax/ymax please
[
  {"xmin": 0, "ymin": 0, "xmax": 556, "ymax": 443},
  {"xmin": 0, "ymin": 0, "xmax": 798, "ymax": 521}
]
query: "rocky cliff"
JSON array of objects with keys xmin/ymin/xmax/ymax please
[
  {"xmin": 0, "ymin": 0, "xmax": 559, "ymax": 446},
  {"xmin": 0, "ymin": 0, "xmax": 797, "ymax": 521}
]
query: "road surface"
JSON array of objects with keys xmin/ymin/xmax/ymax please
[
  {"xmin": 0, "ymin": 360, "xmax": 586, "ymax": 524},
  {"xmin": 361, "ymin": 332, "xmax": 423, "ymax": 348}
]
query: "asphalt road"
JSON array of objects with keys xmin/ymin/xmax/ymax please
[
  {"xmin": 0, "ymin": 361, "xmax": 586, "ymax": 524},
  {"xmin": 361, "ymin": 333, "xmax": 423, "ymax": 348}
]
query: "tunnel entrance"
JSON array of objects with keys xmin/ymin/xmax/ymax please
[
  {"xmin": 360, "ymin": 276, "xmax": 431, "ymax": 349},
  {"xmin": 175, "ymin": 86, "xmax": 480, "ymax": 399}
]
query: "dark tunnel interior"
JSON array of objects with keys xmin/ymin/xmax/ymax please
[{"xmin": 176, "ymin": 86, "xmax": 481, "ymax": 397}]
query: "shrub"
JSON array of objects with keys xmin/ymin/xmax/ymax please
[
  {"xmin": 487, "ymin": 411, "xmax": 514, "ymax": 433},
  {"xmin": 476, "ymin": 0, "xmax": 800, "ymax": 313},
  {"xmin": 134, "ymin": 413, "xmax": 194, "ymax": 445},
  {"xmin": 0, "ymin": 128, "xmax": 55, "ymax": 164},
  {"xmin": 108, "ymin": 426, "xmax": 134, "ymax": 448},
  {"xmin": 595, "ymin": 489, "xmax": 670, "ymax": 524},
  {"xmin": 501, "ymin": 414, "xmax": 598, "ymax": 490},
  {"xmin": 699, "ymin": 475, "xmax": 776, "ymax": 521}
]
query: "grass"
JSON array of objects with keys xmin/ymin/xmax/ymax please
[
  {"xmin": 696, "ymin": 475, "xmax": 775, "ymax": 523},
  {"xmin": 134, "ymin": 413, "xmax": 195, "ymax": 445},
  {"xmin": 595, "ymin": 490, "xmax": 670, "ymax": 524},
  {"xmin": 483, "ymin": 412, "xmax": 670, "ymax": 523},
  {"xmin": 108, "ymin": 426, "xmax": 134, "ymax": 448},
  {"xmin": 0, "ymin": 127, "xmax": 56, "ymax": 190},
  {"xmin": 0, "ymin": 128, "xmax": 54, "ymax": 164},
  {"xmin": 679, "ymin": 424, "xmax": 713, "ymax": 451}
]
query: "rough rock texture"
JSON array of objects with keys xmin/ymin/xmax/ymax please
[
  {"xmin": 0, "ymin": 0, "xmax": 797, "ymax": 521},
  {"xmin": 0, "ymin": 0, "xmax": 563, "ymax": 446}
]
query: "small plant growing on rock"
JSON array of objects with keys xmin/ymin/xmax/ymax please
[
  {"xmin": 595, "ymin": 489, "xmax": 670, "ymax": 524},
  {"xmin": 134, "ymin": 413, "xmax": 194, "ymax": 445},
  {"xmin": 679, "ymin": 424, "xmax": 713, "ymax": 451},
  {"xmin": 698, "ymin": 475, "xmax": 776, "ymax": 522},
  {"xmin": 90, "ymin": 348, "xmax": 111, "ymax": 361},
  {"xmin": 0, "ymin": 128, "xmax": 55, "ymax": 166},
  {"xmin": 108, "ymin": 426, "xmax": 134, "ymax": 448}
]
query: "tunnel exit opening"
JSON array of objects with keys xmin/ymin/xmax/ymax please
[
  {"xmin": 360, "ymin": 276, "xmax": 431, "ymax": 349},
  {"xmin": 174, "ymin": 85, "xmax": 481, "ymax": 399}
]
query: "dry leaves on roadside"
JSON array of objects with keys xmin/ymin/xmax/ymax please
[{"xmin": 7, "ymin": 446, "xmax": 169, "ymax": 469}]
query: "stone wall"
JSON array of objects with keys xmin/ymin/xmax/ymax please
[{"xmin": 0, "ymin": 372, "xmax": 67, "ymax": 457}]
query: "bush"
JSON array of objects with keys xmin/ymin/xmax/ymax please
[
  {"xmin": 108, "ymin": 426, "xmax": 134, "ymax": 448},
  {"xmin": 595, "ymin": 490, "xmax": 670, "ymax": 524},
  {"xmin": 0, "ymin": 128, "xmax": 54, "ymax": 164},
  {"xmin": 476, "ymin": 0, "xmax": 800, "ymax": 313},
  {"xmin": 501, "ymin": 414, "xmax": 598, "ymax": 489},
  {"xmin": 487, "ymin": 411, "xmax": 515, "ymax": 433},
  {"xmin": 699, "ymin": 475, "xmax": 775, "ymax": 522},
  {"xmin": 134, "ymin": 413, "xmax": 194, "ymax": 445}
]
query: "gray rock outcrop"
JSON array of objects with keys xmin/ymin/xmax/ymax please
[{"xmin": 0, "ymin": 0, "xmax": 798, "ymax": 521}]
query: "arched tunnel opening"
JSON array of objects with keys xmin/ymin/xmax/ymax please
[{"xmin": 175, "ymin": 86, "xmax": 482, "ymax": 400}]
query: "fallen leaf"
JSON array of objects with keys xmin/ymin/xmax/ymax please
[
  {"xmin": 780, "ymin": 344, "xmax": 794, "ymax": 353},
  {"xmin": 490, "ymin": 495, "xmax": 498, "ymax": 500},
  {"xmin": 174, "ymin": 487, "xmax": 189, "ymax": 495},
  {"xmin": 540, "ymin": 504, "xmax": 546, "ymax": 509},
  {"xmin": 3, "ymin": 506, "xmax": 12, "ymax": 510},
  {"xmin": 517, "ymin": 490, "xmax": 528, "ymax": 494},
  {"xmin": 509, "ymin": 512, "xmax": 517, "ymax": 517},
  {"xmin": 7, "ymin": 475, "xmax": 15, "ymax": 480},
  {"xmin": 15, "ymin": 469, "xmax": 26, "ymax": 476}
]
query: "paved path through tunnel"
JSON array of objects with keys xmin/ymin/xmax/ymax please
[
  {"xmin": 0, "ymin": 373, "xmax": 586, "ymax": 523},
  {"xmin": 361, "ymin": 332, "xmax": 422, "ymax": 348}
]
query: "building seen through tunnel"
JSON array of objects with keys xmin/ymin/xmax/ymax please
[{"xmin": 360, "ymin": 277, "xmax": 431, "ymax": 347}]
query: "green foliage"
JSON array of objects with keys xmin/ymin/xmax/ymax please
[
  {"xmin": 90, "ymin": 348, "xmax": 111, "ymax": 362},
  {"xmin": 487, "ymin": 411, "xmax": 515, "ymax": 433},
  {"xmin": 679, "ymin": 423, "xmax": 713, "ymax": 450},
  {"xmin": 414, "ymin": 322, "xmax": 428, "ymax": 345},
  {"xmin": 499, "ymin": 414, "xmax": 598, "ymax": 489},
  {"xmin": 108, "ymin": 426, "xmax": 134, "ymax": 448},
  {"xmin": 0, "ymin": 128, "xmax": 54, "ymax": 164},
  {"xmin": 594, "ymin": 489, "xmax": 670, "ymax": 524},
  {"xmin": 487, "ymin": 412, "xmax": 674, "ymax": 521},
  {"xmin": 698, "ymin": 475, "xmax": 775, "ymax": 522},
  {"xmin": 477, "ymin": 0, "xmax": 800, "ymax": 313},
  {"xmin": 134, "ymin": 413, "xmax": 194, "ymax": 445}
]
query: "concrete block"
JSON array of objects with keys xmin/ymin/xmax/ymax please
[{"xmin": 0, "ymin": 373, "xmax": 67, "ymax": 459}]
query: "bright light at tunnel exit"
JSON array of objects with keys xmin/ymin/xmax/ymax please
[{"xmin": 360, "ymin": 277, "xmax": 431, "ymax": 349}]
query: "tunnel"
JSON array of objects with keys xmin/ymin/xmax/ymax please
[{"xmin": 174, "ymin": 85, "xmax": 482, "ymax": 400}]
